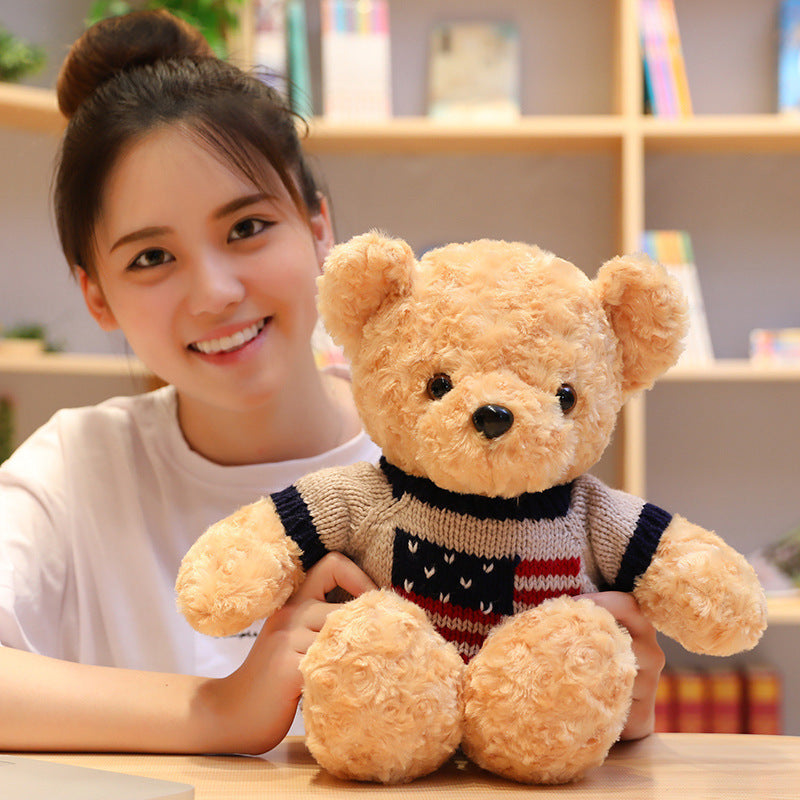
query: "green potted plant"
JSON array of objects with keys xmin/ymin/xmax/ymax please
[
  {"xmin": 87, "ymin": 0, "xmax": 245, "ymax": 59},
  {"xmin": 0, "ymin": 25, "xmax": 46, "ymax": 83},
  {"xmin": 0, "ymin": 322, "xmax": 49, "ymax": 358}
]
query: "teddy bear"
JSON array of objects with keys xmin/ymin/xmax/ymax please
[{"xmin": 176, "ymin": 232, "xmax": 767, "ymax": 785}]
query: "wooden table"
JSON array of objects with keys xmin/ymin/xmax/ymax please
[{"xmin": 11, "ymin": 734, "xmax": 798, "ymax": 798}]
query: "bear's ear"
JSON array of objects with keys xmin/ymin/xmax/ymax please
[
  {"xmin": 317, "ymin": 230, "xmax": 416, "ymax": 359},
  {"xmin": 595, "ymin": 253, "xmax": 689, "ymax": 396}
]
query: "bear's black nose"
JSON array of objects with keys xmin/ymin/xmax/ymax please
[{"xmin": 472, "ymin": 405, "xmax": 514, "ymax": 439}]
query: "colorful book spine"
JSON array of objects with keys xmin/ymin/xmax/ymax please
[
  {"xmin": 321, "ymin": 0, "xmax": 392, "ymax": 120},
  {"xmin": 659, "ymin": 0, "xmax": 692, "ymax": 115},
  {"xmin": 653, "ymin": 671, "xmax": 676, "ymax": 733},
  {"xmin": 639, "ymin": 0, "xmax": 675, "ymax": 116},
  {"xmin": 286, "ymin": 0, "xmax": 313, "ymax": 118},
  {"xmin": 638, "ymin": 0, "xmax": 692, "ymax": 116},
  {"xmin": 706, "ymin": 668, "xmax": 745, "ymax": 734},
  {"xmin": 640, "ymin": 230, "xmax": 713, "ymax": 365},
  {"xmin": 252, "ymin": 0, "xmax": 288, "ymax": 96},
  {"xmin": 743, "ymin": 665, "xmax": 783, "ymax": 735},
  {"xmin": 671, "ymin": 667, "xmax": 708, "ymax": 733},
  {"xmin": 778, "ymin": 0, "xmax": 800, "ymax": 113}
]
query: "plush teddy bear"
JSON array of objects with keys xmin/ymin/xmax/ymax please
[{"xmin": 176, "ymin": 233, "xmax": 767, "ymax": 785}]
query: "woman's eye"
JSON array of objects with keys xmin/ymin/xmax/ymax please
[
  {"xmin": 228, "ymin": 218, "xmax": 270, "ymax": 242},
  {"xmin": 128, "ymin": 248, "xmax": 173, "ymax": 270}
]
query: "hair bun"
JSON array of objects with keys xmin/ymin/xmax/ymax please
[{"xmin": 56, "ymin": 9, "xmax": 214, "ymax": 119}]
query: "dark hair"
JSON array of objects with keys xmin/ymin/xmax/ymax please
[{"xmin": 54, "ymin": 9, "xmax": 321, "ymax": 277}]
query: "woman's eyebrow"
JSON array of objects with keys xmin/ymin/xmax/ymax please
[
  {"xmin": 110, "ymin": 226, "xmax": 172, "ymax": 253},
  {"xmin": 213, "ymin": 192, "xmax": 276, "ymax": 220}
]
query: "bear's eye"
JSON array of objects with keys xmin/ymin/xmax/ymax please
[
  {"xmin": 557, "ymin": 384, "xmax": 577, "ymax": 414},
  {"xmin": 427, "ymin": 374, "xmax": 453, "ymax": 400}
]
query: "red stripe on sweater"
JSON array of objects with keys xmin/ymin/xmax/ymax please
[
  {"xmin": 397, "ymin": 587, "xmax": 505, "ymax": 628},
  {"xmin": 515, "ymin": 556, "xmax": 581, "ymax": 578}
]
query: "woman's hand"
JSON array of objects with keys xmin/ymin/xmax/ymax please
[
  {"xmin": 205, "ymin": 552, "xmax": 377, "ymax": 754},
  {"xmin": 579, "ymin": 591, "xmax": 665, "ymax": 740}
]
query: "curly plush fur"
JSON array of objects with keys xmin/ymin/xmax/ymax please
[{"xmin": 177, "ymin": 233, "xmax": 767, "ymax": 785}]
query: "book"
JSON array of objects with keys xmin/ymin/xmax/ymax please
[
  {"xmin": 749, "ymin": 327, "xmax": 800, "ymax": 364},
  {"xmin": 427, "ymin": 21, "xmax": 520, "ymax": 123},
  {"xmin": 778, "ymin": 0, "xmax": 800, "ymax": 113},
  {"xmin": 286, "ymin": 0, "xmax": 313, "ymax": 117},
  {"xmin": 640, "ymin": 230, "xmax": 713, "ymax": 365},
  {"xmin": 639, "ymin": 0, "xmax": 675, "ymax": 116},
  {"xmin": 252, "ymin": 0, "xmax": 289, "ymax": 96},
  {"xmin": 671, "ymin": 667, "xmax": 708, "ymax": 733},
  {"xmin": 743, "ymin": 665, "xmax": 783, "ymax": 735},
  {"xmin": 321, "ymin": 0, "xmax": 392, "ymax": 120},
  {"xmin": 653, "ymin": 670, "xmax": 676, "ymax": 732},
  {"xmin": 706, "ymin": 667, "xmax": 745, "ymax": 733},
  {"xmin": 639, "ymin": 0, "xmax": 692, "ymax": 116},
  {"xmin": 659, "ymin": 0, "xmax": 692, "ymax": 115}
]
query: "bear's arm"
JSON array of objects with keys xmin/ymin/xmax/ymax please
[
  {"xmin": 271, "ymin": 461, "xmax": 390, "ymax": 573},
  {"xmin": 575, "ymin": 473, "xmax": 673, "ymax": 592}
]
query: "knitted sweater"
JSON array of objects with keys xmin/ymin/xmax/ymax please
[{"xmin": 272, "ymin": 458, "xmax": 672, "ymax": 661}]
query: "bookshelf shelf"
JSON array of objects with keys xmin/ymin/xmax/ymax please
[
  {"xmin": 0, "ymin": 82, "xmax": 64, "ymax": 134},
  {"xmin": 304, "ymin": 116, "xmax": 626, "ymax": 154},
  {"xmin": 0, "ymin": 352, "xmax": 148, "ymax": 377},
  {"xmin": 766, "ymin": 595, "xmax": 800, "ymax": 626},
  {"xmin": 5, "ymin": 77, "xmax": 800, "ymax": 155},
  {"xmin": 642, "ymin": 114, "xmax": 800, "ymax": 153},
  {"xmin": 664, "ymin": 360, "xmax": 800, "ymax": 382}
]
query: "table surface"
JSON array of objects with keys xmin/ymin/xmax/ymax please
[{"xmin": 8, "ymin": 734, "xmax": 799, "ymax": 799}]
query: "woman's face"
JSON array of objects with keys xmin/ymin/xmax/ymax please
[{"xmin": 82, "ymin": 126, "xmax": 333, "ymax": 413}]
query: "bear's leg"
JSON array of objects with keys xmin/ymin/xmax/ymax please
[
  {"xmin": 300, "ymin": 589, "xmax": 464, "ymax": 783},
  {"xmin": 462, "ymin": 595, "xmax": 636, "ymax": 784}
]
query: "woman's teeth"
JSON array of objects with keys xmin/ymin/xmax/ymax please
[{"xmin": 192, "ymin": 319, "xmax": 266, "ymax": 355}]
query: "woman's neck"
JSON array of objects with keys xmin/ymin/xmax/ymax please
[{"xmin": 174, "ymin": 367, "xmax": 361, "ymax": 467}]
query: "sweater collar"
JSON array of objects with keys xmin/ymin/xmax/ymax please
[{"xmin": 379, "ymin": 458, "xmax": 573, "ymax": 522}]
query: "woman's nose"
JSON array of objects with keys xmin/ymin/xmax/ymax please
[{"xmin": 186, "ymin": 254, "xmax": 245, "ymax": 315}]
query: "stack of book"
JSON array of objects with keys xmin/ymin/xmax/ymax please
[
  {"xmin": 749, "ymin": 328, "xmax": 800, "ymax": 365},
  {"xmin": 640, "ymin": 230, "xmax": 713, "ymax": 366},
  {"xmin": 638, "ymin": 0, "xmax": 692, "ymax": 116},
  {"xmin": 655, "ymin": 665, "xmax": 783, "ymax": 734},
  {"xmin": 320, "ymin": 0, "xmax": 392, "ymax": 120}
]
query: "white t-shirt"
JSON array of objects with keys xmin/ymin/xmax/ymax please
[{"xmin": 0, "ymin": 385, "xmax": 380, "ymax": 680}]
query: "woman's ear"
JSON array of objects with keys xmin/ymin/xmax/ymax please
[
  {"xmin": 79, "ymin": 269, "xmax": 119, "ymax": 331},
  {"xmin": 310, "ymin": 195, "xmax": 335, "ymax": 270}
]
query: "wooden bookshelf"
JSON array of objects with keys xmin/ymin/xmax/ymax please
[{"xmin": 2, "ymin": 0, "xmax": 800, "ymax": 736}]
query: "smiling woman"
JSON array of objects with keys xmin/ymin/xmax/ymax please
[{"xmin": 0, "ymin": 8, "xmax": 379, "ymax": 756}]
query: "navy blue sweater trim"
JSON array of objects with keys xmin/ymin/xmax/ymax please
[
  {"xmin": 614, "ymin": 503, "xmax": 672, "ymax": 592},
  {"xmin": 379, "ymin": 458, "xmax": 573, "ymax": 522},
  {"xmin": 271, "ymin": 485, "xmax": 327, "ymax": 571}
]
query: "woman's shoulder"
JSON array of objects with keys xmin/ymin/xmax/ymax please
[{"xmin": 3, "ymin": 387, "xmax": 177, "ymax": 476}]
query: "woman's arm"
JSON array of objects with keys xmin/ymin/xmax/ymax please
[{"xmin": 0, "ymin": 553, "xmax": 376, "ymax": 754}]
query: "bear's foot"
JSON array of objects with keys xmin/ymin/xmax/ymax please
[
  {"xmin": 300, "ymin": 589, "xmax": 464, "ymax": 783},
  {"xmin": 462, "ymin": 595, "xmax": 636, "ymax": 784}
]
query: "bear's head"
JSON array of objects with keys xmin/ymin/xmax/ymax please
[{"xmin": 318, "ymin": 233, "xmax": 688, "ymax": 498}]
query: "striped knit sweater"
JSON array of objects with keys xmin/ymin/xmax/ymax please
[{"xmin": 272, "ymin": 458, "xmax": 672, "ymax": 662}]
